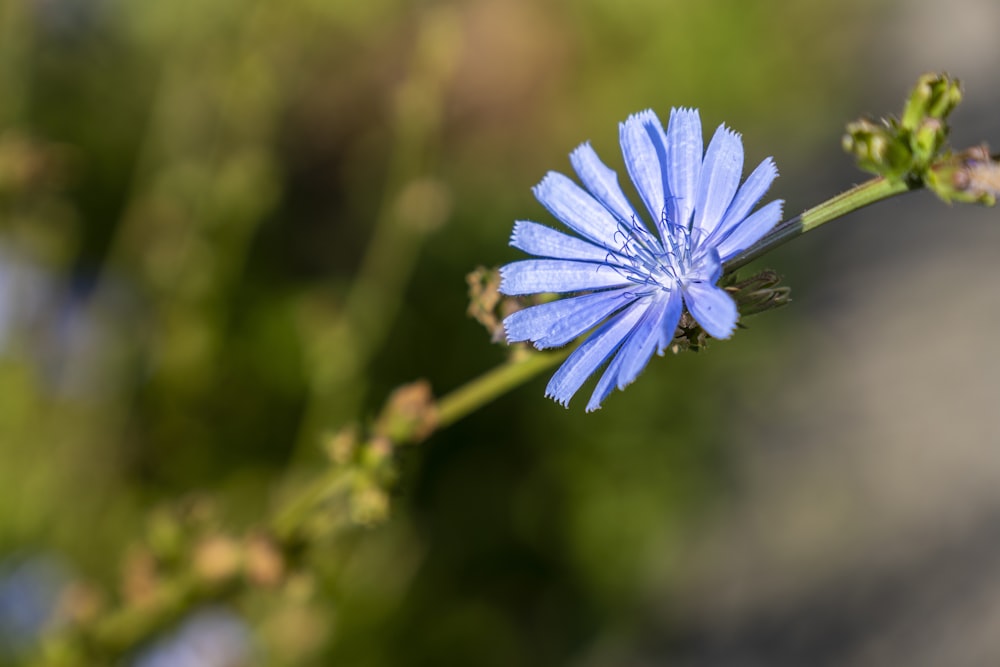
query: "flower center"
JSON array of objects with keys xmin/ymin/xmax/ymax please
[{"xmin": 614, "ymin": 216, "xmax": 700, "ymax": 294}]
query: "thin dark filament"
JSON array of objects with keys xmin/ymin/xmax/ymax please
[
  {"xmin": 604, "ymin": 217, "xmax": 661, "ymax": 278},
  {"xmin": 596, "ymin": 209, "xmax": 707, "ymax": 295}
]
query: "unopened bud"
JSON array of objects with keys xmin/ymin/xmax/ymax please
[
  {"xmin": 323, "ymin": 426, "xmax": 358, "ymax": 465},
  {"xmin": 911, "ymin": 118, "xmax": 948, "ymax": 166},
  {"xmin": 847, "ymin": 74, "xmax": 965, "ymax": 181},
  {"xmin": 466, "ymin": 266, "xmax": 507, "ymax": 343},
  {"xmin": 245, "ymin": 534, "xmax": 285, "ymax": 587},
  {"xmin": 725, "ymin": 269, "xmax": 792, "ymax": 317},
  {"xmin": 352, "ymin": 484, "xmax": 390, "ymax": 525},
  {"xmin": 902, "ymin": 72, "xmax": 962, "ymax": 130},
  {"xmin": 927, "ymin": 145, "xmax": 1000, "ymax": 206},
  {"xmin": 193, "ymin": 536, "xmax": 242, "ymax": 583},
  {"xmin": 373, "ymin": 380, "xmax": 438, "ymax": 444},
  {"xmin": 843, "ymin": 120, "xmax": 910, "ymax": 178}
]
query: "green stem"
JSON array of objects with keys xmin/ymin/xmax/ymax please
[
  {"xmin": 725, "ymin": 175, "xmax": 917, "ymax": 272},
  {"xmin": 436, "ymin": 348, "xmax": 570, "ymax": 429},
  {"xmin": 272, "ymin": 348, "xmax": 569, "ymax": 543}
]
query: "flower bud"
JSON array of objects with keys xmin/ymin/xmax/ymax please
[
  {"xmin": 843, "ymin": 119, "xmax": 910, "ymax": 178},
  {"xmin": 901, "ymin": 72, "xmax": 962, "ymax": 131},
  {"xmin": 926, "ymin": 145, "xmax": 1000, "ymax": 206},
  {"xmin": 911, "ymin": 118, "xmax": 948, "ymax": 166}
]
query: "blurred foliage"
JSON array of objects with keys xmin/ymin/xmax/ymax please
[{"xmin": 0, "ymin": 0, "xmax": 878, "ymax": 664}]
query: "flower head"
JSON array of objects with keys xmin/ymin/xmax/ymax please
[{"xmin": 500, "ymin": 108, "xmax": 783, "ymax": 411}]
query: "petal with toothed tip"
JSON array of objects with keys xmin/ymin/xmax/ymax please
[
  {"xmin": 503, "ymin": 287, "xmax": 636, "ymax": 349},
  {"xmin": 665, "ymin": 108, "xmax": 703, "ymax": 230},
  {"xmin": 708, "ymin": 156, "xmax": 778, "ymax": 247},
  {"xmin": 570, "ymin": 142, "xmax": 644, "ymax": 229},
  {"xmin": 533, "ymin": 172, "xmax": 621, "ymax": 250},
  {"xmin": 545, "ymin": 302, "xmax": 647, "ymax": 407},
  {"xmin": 619, "ymin": 110, "xmax": 670, "ymax": 231},
  {"xmin": 692, "ymin": 125, "xmax": 744, "ymax": 238}
]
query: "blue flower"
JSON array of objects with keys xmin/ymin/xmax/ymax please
[{"xmin": 500, "ymin": 108, "xmax": 783, "ymax": 411}]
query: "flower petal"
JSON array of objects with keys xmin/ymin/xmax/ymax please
[
  {"xmin": 499, "ymin": 259, "xmax": 631, "ymax": 295},
  {"xmin": 533, "ymin": 172, "xmax": 621, "ymax": 250},
  {"xmin": 692, "ymin": 125, "xmax": 744, "ymax": 239},
  {"xmin": 656, "ymin": 286, "xmax": 684, "ymax": 352},
  {"xmin": 570, "ymin": 142, "xmax": 643, "ymax": 228},
  {"xmin": 586, "ymin": 349, "xmax": 626, "ymax": 412},
  {"xmin": 691, "ymin": 244, "xmax": 723, "ymax": 285},
  {"xmin": 614, "ymin": 293, "xmax": 673, "ymax": 389},
  {"xmin": 545, "ymin": 302, "xmax": 646, "ymax": 407},
  {"xmin": 589, "ymin": 290, "xmax": 679, "ymax": 412},
  {"xmin": 619, "ymin": 110, "xmax": 669, "ymax": 227},
  {"xmin": 511, "ymin": 221, "xmax": 614, "ymax": 263},
  {"xmin": 708, "ymin": 156, "xmax": 778, "ymax": 247},
  {"xmin": 587, "ymin": 291, "xmax": 681, "ymax": 412},
  {"xmin": 715, "ymin": 199, "xmax": 784, "ymax": 262},
  {"xmin": 665, "ymin": 108, "xmax": 703, "ymax": 229},
  {"xmin": 588, "ymin": 291, "xmax": 683, "ymax": 412},
  {"xmin": 503, "ymin": 287, "xmax": 637, "ymax": 349},
  {"xmin": 682, "ymin": 282, "xmax": 738, "ymax": 340}
]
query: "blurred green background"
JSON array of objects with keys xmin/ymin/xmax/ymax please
[{"xmin": 3, "ymin": 0, "xmax": 1000, "ymax": 664}]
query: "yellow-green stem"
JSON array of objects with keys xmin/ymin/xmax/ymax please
[
  {"xmin": 436, "ymin": 348, "xmax": 570, "ymax": 429},
  {"xmin": 801, "ymin": 175, "xmax": 914, "ymax": 232},
  {"xmin": 725, "ymin": 176, "xmax": 917, "ymax": 272},
  {"xmin": 272, "ymin": 348, "xmax": 569, "ymax": 543}
]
